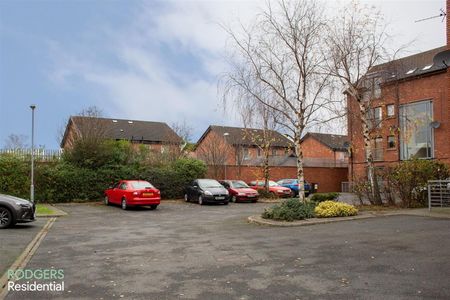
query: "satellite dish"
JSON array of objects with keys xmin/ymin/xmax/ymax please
[
  {"xmin": 343, "ymin": 141, "xmax": 350, "ymax": 148},
  {"xmin": 430, "ymin": 121, "xmax": 441, "ymax": 129},
  {"xmin": 433, "ymin": 50, "xmax": 450, "ymax": 68}
]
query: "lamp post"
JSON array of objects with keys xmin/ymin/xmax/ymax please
[
  {"xmin": 223, "ymin": 132, "xmax": 229, "ymax": 179},
  {"xmin": 30, "ymin": 105, "xmax": 36, "ymax": 203}
]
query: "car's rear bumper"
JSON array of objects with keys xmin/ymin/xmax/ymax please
[{"xmin": 128, "ymin": 198, "xmax": 161, "ymax": 206}]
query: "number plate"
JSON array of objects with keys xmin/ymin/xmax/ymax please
[
  {"xmin": 216, "ymin": 196, "xmax": 225, "ymax": 200},
  {"xmin": 247, "ymin": 195, "xmax": 256, "ymax": 197},
  {"xmin": 143, "ymin": 193, "xmax": 154, "ymax": 197}
]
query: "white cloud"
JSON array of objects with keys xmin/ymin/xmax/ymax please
[{"xmin": 48, "ymin": 0, "xmax": 263, "ymax": 138}]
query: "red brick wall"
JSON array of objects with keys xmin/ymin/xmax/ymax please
[
  {"xmin": 301, "ymin": 137, "xmax": 335, "ymax": 159},
  {"xmin": 348, "ymin": 71, "xmax": 450, "ymax": 180},
  {"xmin": 206, "ymin": 165, "xmax": 348, "ymax": 193}
]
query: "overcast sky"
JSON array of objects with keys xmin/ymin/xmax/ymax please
[{"xmin": 0, "ymin": 0, "xmax": 446, "ymax": 149}]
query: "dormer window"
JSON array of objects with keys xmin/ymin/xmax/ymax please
[{"xmin": 406, "ymin": 68, "xmax": 416, "ymax": 75}]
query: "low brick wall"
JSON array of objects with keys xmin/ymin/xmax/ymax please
[{"xmin": 207, "ymin": 165, "xmax": 348, "ymax": 193}]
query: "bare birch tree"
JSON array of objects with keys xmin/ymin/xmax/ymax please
[
  {"xmin": 196, "ymin": 137, "xmax": 229, "ymax": 179},
  {"xmin": 240, "ymin": 100, "xmax": 282, "ymax": 192},
  {"xmin": 224, "ymin": 0, "xmax": 339, "ymax": 202},
  {"xmin": 325, "ymin": 1, "xmax": 390, "ymax": 204}
]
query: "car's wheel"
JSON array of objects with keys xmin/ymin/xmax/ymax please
[
  {"xmin": 121, "ymin": 198, "xmax": 128, "ymax": 210},
  {"xmin": 224, "ymin": 201, "xmax": 229, "ymax": 205},
  {"xmin": 0, "ymin": 207, "xmax": 13, "ymax": 229},
  {"xmin": 150, "ymin": 205, "xmax": 158, "ymax": 210},
  {"xmin": 270, "ymin": 192, "xmax": 277, "ymax": 198},
  {"xmin": 104, "ymin": 196, "xmax": 110, "ymax": 206},
  {"xmin": 184, "ymin": 193, "xmax": 189, "ymax": 202},
  {"xmin": 252, "ymin": 200, "xmax": 257, "ymax": 203},
  {"xmin": 231, "ymin": 196, "xmax": 237, "ymax": 203},
  {"xmin": 198, "ymin": 195, "xmax": 204, "ymax": 205}
]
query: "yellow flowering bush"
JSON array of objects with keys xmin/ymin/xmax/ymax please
[{"xmin": 314, "ymin": 201, "xmax": 358, "ymax": 218}]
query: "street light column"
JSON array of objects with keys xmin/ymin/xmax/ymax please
[{"xmin": 30, "ymin": 105, "xmax": 36, "ymax": 203}]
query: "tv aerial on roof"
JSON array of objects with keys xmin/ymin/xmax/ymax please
[
  {"xmin": 433, "ymin": 50, "xmax": 450, "ymax": 68},
  {"xmin": 414, "ymin": 8, "xmax": 446, "ymax": 23}
]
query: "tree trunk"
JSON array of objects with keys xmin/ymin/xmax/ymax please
[
  {"xmin": 263, "ymin": 147, "xmax": 270, "ymax": 192},
  {"xmin": 358, "ymin": 102, "xmax": 382, "ymax": 205},
  {"xmin": 294, "ymin": 132, "xmax": 306, "ymax": 203}
]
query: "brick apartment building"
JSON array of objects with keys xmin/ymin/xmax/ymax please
[
  {"xmin": 194, "ymin": 125, "xmax": 348, "ymax": 192},
  {"xmin": 347, "ymin": 3, "xmax": 450, "ymax": 180},
  {"xmin": 61, "ymin": 116, "xmax": 182, "ymax": 152},
  {"xmin": 301, "ymin": 132, "xmax": 349, "ymax": 167},
  {"xmin": 194, "ymin": 125, "xmax": 293, "ymax": 167}
]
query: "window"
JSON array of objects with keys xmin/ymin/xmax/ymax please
[
  {"xmin": 160, "ymin": 145, "xmax": 166, "ymax": 154},
  {"xmin": 271, "ymin": 148, "xmax": 277, "ymax": 156},
  {"xmin": 257, "ymin": 148, "xmax": 262, "ymax": 157},
  {"xmin": 242, "ymin": 147, "xmax": 250, "ymax": 160},
  {"xmin": 362, "ymin": 75, "xmax": 382, "ymax": 100},
  {"xmin": 387, "ymin": 136, "xmax": 396, "ymax": 149},
  {"xmin": 387, "ymin": 104, "xmax": 395, "ymax": 117},
  {"xmin": 371, "ymin": 137, "xmax": 383, "ymax": 161},
  {"xmin": 399, "ymin": 100, "xmax": 434, "ymax": 160},
  {"xmin": 119, "ymin": 183, "xmax": 128, "ymax": 190},
  {"xmin": 367, "ymin": 107, "xmax": 382, "ymax": 129}
]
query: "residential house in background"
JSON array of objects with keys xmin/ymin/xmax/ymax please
[
  {"xmin": 347, "ymin": 43, "xmax": 450, "ymax": 181},
  {"xmin": 194, "ymin": 125, "xmax": 348, "ymax": 192},
  {"xmin": 194, "ymin": 125, "xmax": 293, "ymax": 168},
  {"xmin": 300, "ymin": 132, "xmax": 349, "ymax": 167},
  {"xmin": 61, "ymin": 116, "xmax": 182, "ymax": 152}
]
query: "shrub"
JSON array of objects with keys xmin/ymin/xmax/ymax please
[
  {"xmin": 310, "ymin": 192, "xmax": 339, "ymax": 203},
  {"xmin": 262, "ymin": 198, "xmax": 315, "ymax": 221},
  {"xmin": 314, "ymin": 201, "xmax": 358, "ymax": 218},
  {"xmin": 387, "ymin": 159, "xmax": 449, "ymax": 208},
  {"xmin": 142, "ymin": 158, "xmax": 207, "ymax": 199},
  {"xmin": 0, "ymin": 154, "xmax": 29, "ymax": 199}
]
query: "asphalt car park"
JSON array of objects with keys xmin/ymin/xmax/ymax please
[
  {"xmin": 4, "ymin": 202, "xmax": 450, "ymax": 299},
  {"xmin": 0, "ymin": 219, "xmax": 46, "ymax": 276}
]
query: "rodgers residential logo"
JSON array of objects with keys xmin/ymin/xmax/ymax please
[{"xmin": 7, "ymin": 269, "xmax": 65, "ymax": 292}]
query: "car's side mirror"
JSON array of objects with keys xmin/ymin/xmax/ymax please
[{"xmin": 193, "ymin": 185, "xmax": 198, "ymax": 189}]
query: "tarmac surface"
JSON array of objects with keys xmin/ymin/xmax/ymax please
[
  {"xmin": 4, "ymin": 202, "xmax": 450, "ymax": 299},
  {"xmin": 0, "ymin": 219, "xmax": 46, "ymax": 276}
]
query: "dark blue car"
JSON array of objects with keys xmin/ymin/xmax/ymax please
[{"xmin": 277, "ymin": 179, "xmax": 312, "ymax": 196}]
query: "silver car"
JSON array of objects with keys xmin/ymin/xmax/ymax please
[{"xmin": 0, "ymin": 194, "xmax": 36, "ymax": 229}]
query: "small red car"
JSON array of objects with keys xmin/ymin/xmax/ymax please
[
  {"xmin": 219, "ymin": 180, "xmax": 259, "ymax": 203},
  {"xmin": 104, "ymin": 180, "xmax": 160, "ymax": 210},
  {"xmin": 248, "ymin": 180, "xmax": 292, "ymax": 198}
]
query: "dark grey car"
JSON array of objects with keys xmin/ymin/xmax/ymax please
[
  {"xmin": 184, "ymin": 179, "xmax": 229, "ymax": 205},
  {"xmin": 0, "ymin": 194, "xmax": 36, "ymax": 229}
]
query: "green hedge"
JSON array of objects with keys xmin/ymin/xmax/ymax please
[
  {"xmin": 262, "ymin": 198, "xmax": 316, "ymax": 221},
  {"xmin": 0, "ymin": 154, "xmax": 30, "ymax": 199},
  {"xmin": 0, "ymin": 153, "xmax": 206, "ymax": 203}
]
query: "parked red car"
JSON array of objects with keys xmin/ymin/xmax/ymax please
[
  {"xmin": 104, "ymin": 180, "xmax": 160, "ymax": 210},
  {"xmin": 219, "ymin": 180, "xmax": 259, "ymax": 203},
  {"xmin": 248, "ymin": 180, "xmax": 292, "ymax": 198}
]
